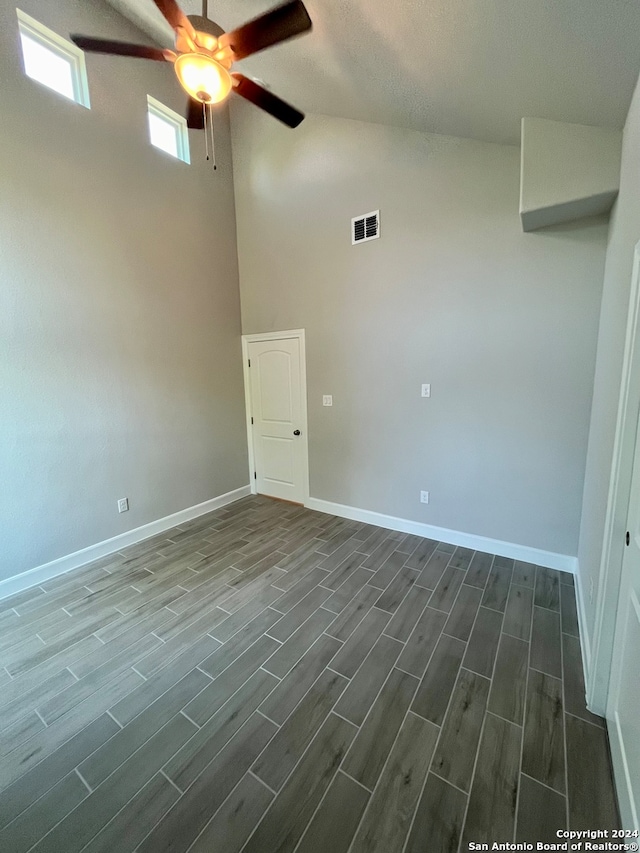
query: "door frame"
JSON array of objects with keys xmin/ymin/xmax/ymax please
[
  {"xmin": 589, "ymin": 242, "xmax": 640, "ymax": 716},
  {"xmin": 241, "ymin": 329, "xmax": 310, "ymax": 504}
]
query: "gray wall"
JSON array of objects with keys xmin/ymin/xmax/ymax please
[
  {"xmin": 578, "ymin": 75, "xmax": 640, "ymax": 669},
  {"xmin": 231, "ymin": 106, "xmax": 608, "ymax": 557},
  {"xmin": 0, "ymin": 0, "xmax": 247, "ymax": 581}
]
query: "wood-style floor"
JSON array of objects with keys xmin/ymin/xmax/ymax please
[{"xmin": 0, "ymin": 496, "xmax": 619, "ymax": 852}]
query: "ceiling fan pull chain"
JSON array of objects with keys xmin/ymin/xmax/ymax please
[
  {"xmin": 209, "ymin": 104, "xmax": 217, "ymax": 170},
  {"xmin": 204, "ymin": 102, "xmax": 210, "ymax": 161}
]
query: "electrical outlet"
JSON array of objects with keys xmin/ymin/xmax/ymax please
[
  {"xmin": 323, "ymin": 395, "xmax": 333, "ymax": 406},
  {"xmin": 421, "ymin": 384, "xmax": 431, "ymax": 398},
  {"xmin": 117, "ymin": 498, "xmax": 129, "ymax": 513},
  {"xmin": 420, "ymin": 491, "xmax": 429, "ymax": 504}
]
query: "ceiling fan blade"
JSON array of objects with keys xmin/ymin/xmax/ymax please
[
  {"xmin": 152, "ymin": 0, "xmax": 194, "ymax": 36},
  {"xmin": 232, "ymin": 74, "xmax": 304, "ymax": 128},
  {"xmin": 71, "ymin": 35, "xmax": 170, "ymax": 61},
  {"xmin": 186, "ymin": 98, "xmax": 205, "ymax": 130},
  {"xmin": 219, "ymin": 0, "xmax": 312, "ymax": 61}
]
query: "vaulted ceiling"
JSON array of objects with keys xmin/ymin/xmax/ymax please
[{"xmin": 105, "ymin": 0, "xmax": 640, "ymax": 144}]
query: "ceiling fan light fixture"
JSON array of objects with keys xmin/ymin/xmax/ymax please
[{"xmin": 174, "ymin": 52, "xmax": 231, "ymax": 104}]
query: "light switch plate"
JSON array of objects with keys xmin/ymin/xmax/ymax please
[
  {"xmin": 323, "ymin": 395, "xmax": 333, "ymax": 406},
  {"xmin": 421, "ymin": 384, "xmax": 431, "ymax": 398}
]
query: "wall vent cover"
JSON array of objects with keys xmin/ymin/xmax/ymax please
[{"xmin": 351, "ymin": 210, "xmax": 380, "ymax": 245}]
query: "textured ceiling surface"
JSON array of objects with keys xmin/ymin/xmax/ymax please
[{"xmin": 103, "ymin": 0, "xmax": 640, "ymax": 144}]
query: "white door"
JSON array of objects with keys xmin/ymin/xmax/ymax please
[
  {"xmin": 246, "ymin": 335, "xmax": 307, "ymax": 504},
  {"xmin": 607, "ymin": 410, "xmax": 640, "ymax": 829}
]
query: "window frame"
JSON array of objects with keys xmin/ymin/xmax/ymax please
[
  {"xmin": 16, "ymin": 8, "xmax": 91, "ymax": 108},
  {"xmin": 147, "ymin": 95, "xmax": 191, "ymax": 165}
]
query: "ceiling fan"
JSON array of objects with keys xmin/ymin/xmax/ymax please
[{"xmin": 71, "ymin": 0, "xmax": 312, "ymax": 129}]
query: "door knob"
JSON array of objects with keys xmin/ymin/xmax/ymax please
[{"xmin": 293, "ymin": 429, "xmax": 301, "ymax": 436}]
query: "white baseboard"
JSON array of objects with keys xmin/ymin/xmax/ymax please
[
  {"xmin": 305, "ymin": 497, "xmax": 578, "ymax": 574},
  {"xmin": 0, "ymin": 485, "xmax": 251, "ymax": 602}
]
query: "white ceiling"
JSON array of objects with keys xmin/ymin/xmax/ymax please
[{"xmin": 105, "ymin": 0, "xmax": 640, "ymax": 145}]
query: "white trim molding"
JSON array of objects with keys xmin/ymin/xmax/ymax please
[
  {"xmin": 608, "ymin": 589, "xmax": 640, "ymax": 831},
  {"xmin": 589, "ymin": 241, "xmax": 640, "ymax": 715},
  {"xmin": 0, "ymin": 485, "xmax": 250, "ymax": 602},
  {"xmin": 305, "ymin": 497, "xmax": 578, "ymax": 573},
  {"xmin": 574, "ymin": 562, "xmax": 593, "ymax": 689}
]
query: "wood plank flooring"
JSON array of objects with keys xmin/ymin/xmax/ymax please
[{"xmin": 0, "ymin": 496, "xmax": 620, "ymax": 852}]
